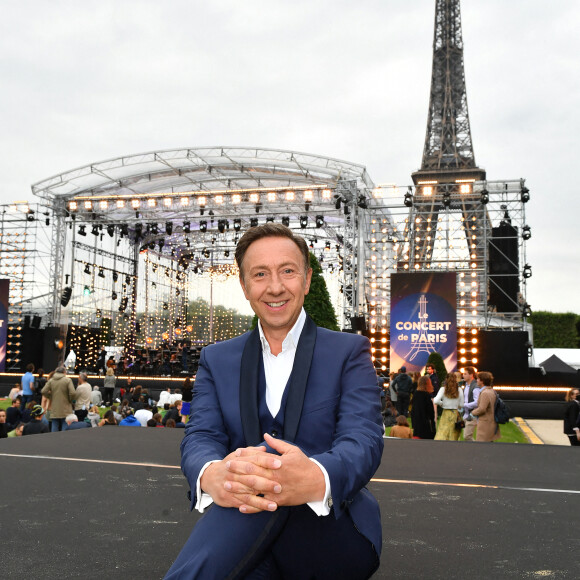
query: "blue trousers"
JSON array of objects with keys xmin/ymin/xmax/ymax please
[{"xmin": 165, "ymin": 503, "xmax": 379, "ymax": 580}]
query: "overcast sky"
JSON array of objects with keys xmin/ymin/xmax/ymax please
[{"xmin": 1, "ymin": 0, "xmax": 578, "ymax": 315}]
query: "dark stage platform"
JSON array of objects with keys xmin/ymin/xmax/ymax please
[{"xmin": 1, "ymin": 429, "xmax": 578, "ymax": 579}]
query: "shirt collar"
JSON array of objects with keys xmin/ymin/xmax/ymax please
[{"xmin": 258, "ymin": 308, "xmax": 307, "ymax": 354}]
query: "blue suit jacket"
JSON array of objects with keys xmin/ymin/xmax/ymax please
[{"xmin": 180, "ymin": 316, "xmax": 384, "ymax": 552}]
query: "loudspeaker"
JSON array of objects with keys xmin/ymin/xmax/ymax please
[
  {"xmin": 31, "ymin": 315, "xmax": 42, "ymax": 329},
  {"xmin": 488, "ymin": 221, "xmax": 519, "ymax": 313},
  {"xmin": 350, "ymin": 316, "xmax": 367, "ymax": 332},
  {"xmin": 477, "ymin": 331, "xmax": 529, "ymax": 385}
]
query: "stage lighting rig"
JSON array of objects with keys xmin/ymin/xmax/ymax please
[
  {"xmin": 120, "ymin": 224, "xmax": 128, "ymax": 238},
  {"xmin": 282, "ymin": 216, "xmax": 290, "ymax": 227},
  {"xmin": 523, "ymin": 264, "xmax": 532, "ymax": 279},
  {"xmin": 233, "ymin": 219, "xmax": 241, "ymax": 231},
  {"xmin": 266, "ymin": 217, "xmax": 274, "ymax": 223},
  {"xmin": 250, "ymin": 218, "xmax": 259, "ymax": 228},
  {"xmin": 442, "ymin": 193, "xmax": 451, "ymax": 208},
  {"xmin": 78, "ymin": 225, "xmax": 87, "ymax": 236},
  {"xmin": 522, "ymin": 303, "xmax": 532, "ymax": 317},
  {"xmin": 315, "ymin": 215, "xmax": 324, "ymax": 228},
  {"xmin": 119, "ymin": 297, "xmax": 128, "ymax": 312},
  {"xmin": 111, "ymin": 291, "xmax": 118, "ymax": 300},
  {"xmin": 166, "ymin": 221, "xmax": 173, "ymax": 235},
  {"xmin": 183, "ymin": 221, "xmax": 191, "ymax": 233},
  {"xmin": 91, "ymin": 224, "xmax": 100, "ymax": 236},
  {"xmin": 520, "ymin": 186, "xmax": 530, "ymax": 203},
  {"xmin": 522, "ymin": 225, "xmax": 531, "ymax": 240},
  {"xmin": 84, "ymin": 264, "xmax": 91, "ymax": 275},
  {"xmin": 404, "ymin": 188, "xmax": 413, "ymax": 207},
  {"xmin": 98, "ymin": 267, "xmax": 105, "ymax": 278},
  {"xmin": 480, "ymin": 189, "xmax": 489, "ymax": 205},
  {"xmin": 199, "ymin": 220, "xmax": 207, "ymax": 233},
  {"xmin": 134, "ymin": 223, "xmax": 143, "ymax": 240},
  {"xmin": 112, "ymin": 271, "xmax": 118, "ymax": 282},
  {"xmin": 107, "ymin": 224, "xmax": 115, "ymax": 237},
  {"xmin": 299, "ymin": 216, "xmax": 308, "ymax": 228}
]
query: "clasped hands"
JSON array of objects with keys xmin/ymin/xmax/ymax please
[{"xmin": 200, "ymin": 433, "xmax": 325, "ymax": 514}]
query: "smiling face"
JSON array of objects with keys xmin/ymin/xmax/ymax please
[{"xmin": 240, "ymin": 236, "xmax": 312, "ymax": 346}]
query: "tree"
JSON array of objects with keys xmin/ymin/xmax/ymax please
[
  {"xmin": 304, "ymin": 252, "xmax": 340, "ymax": 331},
  {"xmin": 426, "ymin": 351, "xmax": 448, "ymax": 386},
  {"xmin": 528, "ymin": 311, "xmax": 579, "ymax": 348}
]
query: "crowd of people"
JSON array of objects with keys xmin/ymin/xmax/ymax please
[
  {"xmin": 0, "ymin": 362, "xmax": 191, "ymax": 438},
  {"xmin": 381, "ymin": 365, "xmax": 504, "ymax": 442}
]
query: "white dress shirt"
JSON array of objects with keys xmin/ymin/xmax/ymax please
[{"xmin": 195, "ymin": 309, "xmax": 331, "ymax": 516}]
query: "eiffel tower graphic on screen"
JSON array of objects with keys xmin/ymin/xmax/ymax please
[{"xmin": 405, "ymin": 295, "xmax": 436, "ymax": 361}]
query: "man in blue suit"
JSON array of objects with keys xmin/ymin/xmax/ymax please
[{"xmin": 165, "ymin": 223, "xmax": 384, "ymax": 579}]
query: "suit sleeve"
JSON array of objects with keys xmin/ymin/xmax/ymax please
[
  {"xmin": 310, "ymin": 336, "xmax": 384, "ymax": 520},
  {"xmin": 179, "ymin": 348, "xmax": 231, "ymax": 508}
]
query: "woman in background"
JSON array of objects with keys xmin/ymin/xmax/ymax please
[
  {"xmin": 411, "ymin": 376, "xmax": 435, "ymax": 439},
  {"xmin": 563, "ymin": 388, "xmax": 580, "ymax": 446},
  {"xmin": 434, "ymin": 372, "xmax": 464, "ymax": 441}
]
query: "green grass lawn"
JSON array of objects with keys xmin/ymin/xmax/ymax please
[{"xmin": 385, "ymin": 417, "xmax": 530, "ymax": 443}]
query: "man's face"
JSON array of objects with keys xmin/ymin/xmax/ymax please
[
  {"xmin": 463, "ymin": 371, "xmax": 473, "ymax": 382},
  {"xmin": 426, "ymin": 366, "xmax": 434, "ymax": 374},
  {"xmin": 0, "ymin": 411, "xmax": 6, "ymax": 423},
  {"xmin": 240, "ymin": 236, "xmax": 312, "ymax": 340}
]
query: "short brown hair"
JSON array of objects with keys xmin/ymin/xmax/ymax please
[
  {"xmin": 478, "ymin": 371, "xmax": 494, "ymax": 387},
  {"xmin": 464, "ymin": 366, "xmax": 477, "ymax": 379},
  {"xmin": 235, "ymin": 223, "xmax": 310, "ymax": 280}
]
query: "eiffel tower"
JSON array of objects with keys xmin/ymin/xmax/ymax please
[{"xmin": 408, "ymin": 0, "xmax": 487, "ymax": 270}]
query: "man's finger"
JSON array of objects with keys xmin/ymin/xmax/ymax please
[
  {"xmin": 234, "ymin": 446, "xmax": 267, "ymax": 457},
  {"xmin": 264, "ymin": 433, "xmax": 295, "ymax": 454}
]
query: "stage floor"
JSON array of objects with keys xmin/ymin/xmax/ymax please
[{"xmin": 1, "ymin": 429, "xmax": 578, "ymax": 579}]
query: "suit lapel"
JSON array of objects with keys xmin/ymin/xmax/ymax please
[
  {"xmin": 283, "ymin": 315, "xmax": 317, "ymax": 443},
  {"xmin": 239, "ymin": 327, "xmax": 262, "ymax": 446}
]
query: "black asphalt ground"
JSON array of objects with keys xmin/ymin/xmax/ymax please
[{"xmin": 1, "ymin": 429, "xmax": 578, "ymax": 579}]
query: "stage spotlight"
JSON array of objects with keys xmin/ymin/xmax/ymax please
[
  {"xmin": 120, "ymin": 224, "xmax": 128, "ymax": 238},
  {"xmin": 119, "ymin": 297, "xmax": 128, "ymax": 312},
  {"xmin": 255, "ymin": 202, "xmax": 262, "ymax": 214},
  {"xmin": 134, "ymin": 223, "xmax": 143, "ymax": 240},
  {"xmin": 202, "ymin": 248, "xmax": 210, "ymax": 258},
  {"xmin": 266, "ymin": 217, "xmax": 274, "ymax": 223},
  {"xmin": 158, "ymin": 239, "xmax": 164, "ymax": 250},
  {"xmin": 199, "ymin": 220, "xmax": 207, "ymax": 233},
  {"xmin": 84, "ymin": 264, "xmax": 91, "ymax": 275},
  {"xmin": 98, "ymin": 267, "xmax": 105, "ymax": 278},
  {"xmin": 357, "ymin": 195, "xmax": 368, "ymax": 209},
  {"xmin": 522, "ymin": 303, "xmax": 532, "ymax": 317},
  {"xmin": 315, "ymin": 215, "xmax": 324, "ymax": 228},
  {"xmin": 166, "ymin": 221, "xmax": 173, "ymax": 235},
  {"xmin": 250, "ymin": 218, "xmax": 259, "ymax": 228},
  {"xmin": 325, "ymin": 241, "xmax": 331, "ymax": 250},
  {"xmin": 151, "ymin": 223, "xmax": 159, "ymax": 235},
  {"xmin": 218, "ymin": 219, "xmax": 226, "ymax": 233},
  {"xmin": 334, "ymin": 196, "xmax": 343, "ymax": 210},
  {"xmin": 106, "ymin": 224, "xmax": 115, "ymax": 237},
  {"xmin": 281, "ymin": 216, "xmax": 290, "ymax": 227},
  {"xmin": 520, "ymin": 186, "xmax": 530, "ymax": 203},
  {"xmin": 224, "ymin": 250, "xmax": 230, "ymax": 258},
  {"xmin": 480, "ymin": 189, "xmax": 489, "ymax": 205},
  {"xmin": 125, "ymin": 274, "xmax": 131, "ymax": 285},
  {"xmin": 112, "ymin": 271, "xmax": 118, "ymax": 282},
  {"xmin": 442, "ymin": 193, "xmax": 451, "ymax": 208},
  {"xmin": 523, "ymin": 263, "xmax": 532, "ymax": 279},
  {"xmin": 183, "ymin": 221, "xmax": 191, "ymax": 233},
  {"xmin": 299, "ymin": 216, "xmax": 308, "ymax": 228},
  {"xmin": 78, "ymin": 225, "xmax": 86, "ymax": 236},
  {"xmin": 91, "ymin": 224, "xmax": 100, "ymax": 236},
  {"xmin": 112, "ymin": 291, "xmax": 118, "ymax": 301},
  {"xmin": 404, "ymin": 192, "xmax": 413, "ymax": 207},
  {"xmin": 522, "ymin": 225, "xmax": 531, "ymax": 240},
  {"xmin": 233, "ymin": 219, "xmax": 241, "ymax": 231},
  {"xmin": 83, "ymin": 285, "xmax": 91, "ymax": 296}
]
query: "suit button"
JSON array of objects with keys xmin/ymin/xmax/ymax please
[{"xmin": 271, "ymin": 430, "xmax": 278, "ymax": 437}]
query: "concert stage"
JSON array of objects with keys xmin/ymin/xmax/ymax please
[{"xmin": 1, "ymin": 429, "xmax": 577, "ymax": 579}]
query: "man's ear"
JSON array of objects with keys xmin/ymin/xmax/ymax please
[{"xmin": 304, "ymin": 268, "xmax": 313, "ymax": 295}]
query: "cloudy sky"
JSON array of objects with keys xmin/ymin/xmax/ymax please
[{"xmin": 1, "ymin": 0, "xmax": 578, "ymax": 314}]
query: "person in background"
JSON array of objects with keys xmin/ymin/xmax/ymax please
[
  {"xmin": 472, "ymin": 371, "xmax": 500, "ymax": 442},
  {"xmin": 411, "ymin": 376, "xmax": 435, "ymax": 439},
  {"xmin": 98, "ymin": 410, "xmax": 118, "ymax": 426},
  {"xmin": 21, "ymin": 363, "xmax": 36, "ymax": 410},
  {"xmin": 0, "ymin": 409, "xmax": 9, "ymax": 438},
  {"xmin": 22, "ymin": 405, "xmax": 50, "ymax": 436},
  {"xmin": 41, "ymin": 366, "xmax": 76, "ymax": 432},
  {"xmin": 6, "ymin": 397, "xmax": 22, "ymax": 429},
  {"xmin": 434, "ymin": 372, "xmax": 464, "ymax": 441},
  {"xmin": 87, "ymin": 405, "xmax": 102, "ymax": 428},
  {"xmin": 34, "ymin": 369, "xmax": 47, "ymax": 404},
  {"xmin": 563, "ymin": 388, "xmax": 580, "ymax": 446},
  {"xmin": 389, "ymin": 415, "xmax": 413, "ymax": 439},
  {"xmin": 90, "ymin": 385, "xmax": 103, "ymax": 407},
  {"xmin": 425, "ymin": 364, "xmax": 440, "ymax": 396},
  {"xmin": 8, "ymin": 383, "xmax": 22, "ymax": 401},
  {"xmin": 64, "ymin": 414, "xmax": 91, "ymax": 430},
  {"xmin": 102, "ymin": 367, "xmax": 116, "ymax": 406},
  {"xmin": 462, "ymin": 367, "xmax": 480, "ymax": 441},
  {"xmin": 391, "ymin": 366, "xmax": 413, "ymax": 417},
  {"xmin": 7, "ymin": 422, "xmax": 25, "ymax": 438},
  {"xmin": 119, "ymin": 408, "xmax": 141, "ymax": 427},
  {"xmin": 74, "ymin": 371, "xmax": 92, "ymax": 422}
]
